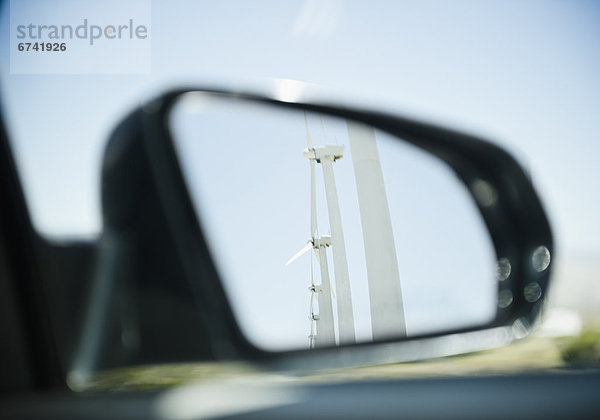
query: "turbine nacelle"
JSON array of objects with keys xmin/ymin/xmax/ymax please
[
  {"xmin": 303, "ymin": 145, "xmax": 345, "ymax": 163},
  {"xmin": 312, "ymin": 235, "xmax": 331, "ymax": 249},
  {"xmin": 308, "ymin": 285, "xmax": 322, "ymax": 293},
  {"xmin": 284, "ymin": 235, "xmax": 332, "ymax": 266}
]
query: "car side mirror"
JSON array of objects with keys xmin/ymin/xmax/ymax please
[{"xmin": 70, "ymin": 87, "xmax": 553, "ymax": 383}]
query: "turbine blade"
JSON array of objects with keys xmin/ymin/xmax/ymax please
[
  {"xmin": 310, "ymin": 249, "xmax": 315, "ymax": 285},
  {"xmin": 304, "ymin": 111, "xmax": 312, "ymax": 149},
  {"xmin": 310, "ymin": 160, "xmax": 317, "ymax": 238},
  {"xmin": 314, "ymin": 245, "xmax": 334, "ymax": 298},
  {"xmin": 285, "ymin": 242, "xmax": 312, "ymax": 266}
]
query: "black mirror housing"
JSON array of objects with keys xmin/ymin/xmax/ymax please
[{"xmin": 73, "ymin": 88, "xmax": 553, "ymax": 377}]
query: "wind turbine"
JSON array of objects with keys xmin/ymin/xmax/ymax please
[
  {"xmin": 286, "ymin": 113, "xmax": 357, "ymax": 346},
  {"xmin": 285, "ymin": 113, "xmax": 335, "ymax": 348},
  {"xmin": 288, "ymin": 116, "xmax": 405, "ymax": 346},
  {"xmin": 302, "ymin": 143, "xmax": 356, "ymax": 345}
]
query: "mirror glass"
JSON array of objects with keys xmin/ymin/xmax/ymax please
[{"xmin": 169, "ymin": 92, "xmax": 497, "ymax": 351}]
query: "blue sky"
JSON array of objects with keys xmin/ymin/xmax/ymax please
[{"xmin": 1, "ymin": 0, "xmax": 599, "ymax": 344}]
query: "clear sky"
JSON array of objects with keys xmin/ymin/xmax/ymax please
[
  {"xmin": 170, "ymin": 95, "xmax": 496, "ymax": 349},
  {"xmin": 1, "ymin": 0, "xmax": 599, "ymax": 343}
]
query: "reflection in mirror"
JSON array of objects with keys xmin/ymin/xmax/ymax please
[{"xmin": 169, "ymin": 93, "xmax": 497, "ymax": 351}]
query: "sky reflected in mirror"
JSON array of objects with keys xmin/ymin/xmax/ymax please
[{"xmin": 170, "ymin": 94, "xmax": 497, "ymax": 350}]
